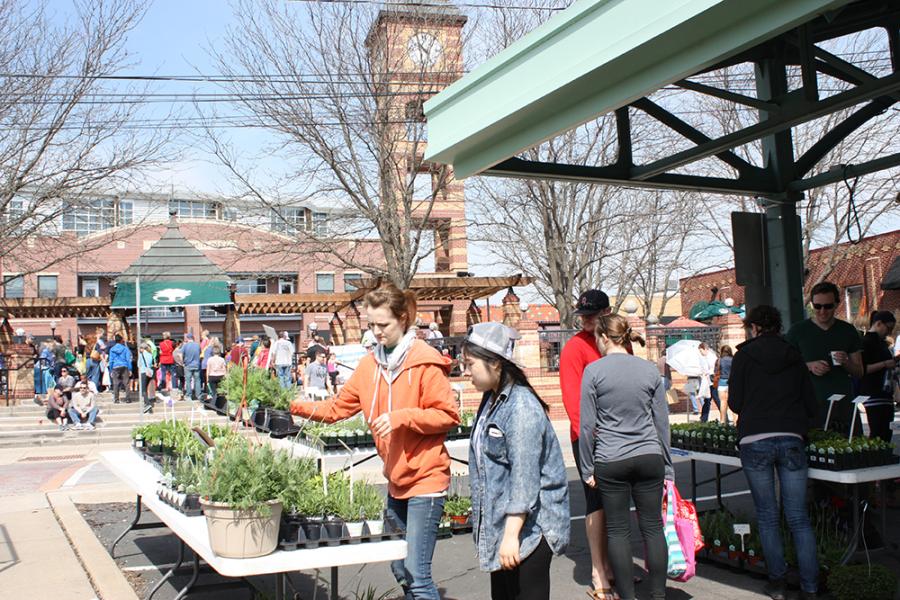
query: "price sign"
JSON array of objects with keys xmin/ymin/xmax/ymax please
[{"xmin": 733, "ymin": 524, "xmax": 750, "ymax": 536}]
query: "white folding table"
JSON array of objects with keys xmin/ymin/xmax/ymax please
[
  {"xmin": 100, "ymin": 450, "xmax": 406, "ymax": 600},
  {"xmin": 673, "ymin": 448, "xmax": 900, "ymax": 562}
]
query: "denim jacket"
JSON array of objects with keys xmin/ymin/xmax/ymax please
[{"xmin": 469, "ymin": 383, "xmax": 570, "ymax": 572}]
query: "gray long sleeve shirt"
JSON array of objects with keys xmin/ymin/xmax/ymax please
[{"xmin": 578, "ymin": 353, "xmax": 674, "ymax": 482}]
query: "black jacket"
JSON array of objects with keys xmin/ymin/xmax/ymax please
[{"xmin": 729, "ymin": 333, "xmax": 818, "ymax": 441}]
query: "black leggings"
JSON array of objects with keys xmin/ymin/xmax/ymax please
[
  {"xmin": 490, "ymin": 537, "xmax": 553, "ymax": 600},
  {"xmin": 595, "ymin": 454, "xmax": 667, "ymax": 600}
]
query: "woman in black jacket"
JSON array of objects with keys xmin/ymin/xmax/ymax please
[{"xmin": 730, "ymin": 305, "xmax": 819, "ymax": 600}]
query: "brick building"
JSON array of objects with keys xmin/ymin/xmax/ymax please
[{"xmin": 681, "ymin": 229, "xmax": 900, "ymax": 327}]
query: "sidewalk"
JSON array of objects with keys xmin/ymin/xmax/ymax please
[{"xmin": 0, "ymin": 492, "xmax": 98, "ymax": 600}]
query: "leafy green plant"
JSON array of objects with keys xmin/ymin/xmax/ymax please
[
  {"xmin": 198, "ymin": 442, "xmax": 282, "ymax": 514},
  {"xmin": 351, "ymin": 583, "xmax": 396, "ymax": 600},
  {"xmin": 444, "ymin": 495, "xmax": 472, "ymax": 517},
  {"xmin": 220, "ymin": 366, "xmax": 285, "ymax": 408},
  {"xmin": 355, "ymin": 481, "xmax": 385, "ymax": 521},
  {"xmin": 827, "ymin": 564, "xmax": 897, "ymax": 600}
]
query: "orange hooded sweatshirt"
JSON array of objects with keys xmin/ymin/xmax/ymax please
[{"xmin": 290, "ymin": 338, "xmax": 459, "ymax": 499}]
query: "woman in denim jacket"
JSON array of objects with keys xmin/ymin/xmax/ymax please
[{"xmin": 462, "ymin": 322, "xmax": 570, "ymax": 600}]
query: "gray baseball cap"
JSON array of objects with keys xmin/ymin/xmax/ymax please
[{"xmin": 465, "ymin": 322, "xmax": 524, "ymax": 368}]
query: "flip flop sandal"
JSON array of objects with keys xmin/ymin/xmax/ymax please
[{"xmin": 587, "ymin": 588, "xmax": 620, "ymax": 600}]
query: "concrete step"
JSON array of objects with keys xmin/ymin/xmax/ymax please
[
  {"xmin": 0, "ymin": 404, "xmax": 220, "ymax": 425},
  {"xmin": 2, "ymin": 399, "xmax": 208, "ymax": 417},
  {"xmin": 0, "ymin": 418, "xmax": 260, "ymax": 449}
]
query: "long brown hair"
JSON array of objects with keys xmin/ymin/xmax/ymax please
[
  {"xmin": 594, "ymin": 313, "xmax": 645, "ymax": 351},
  {"xmin": 365, "ymin": 283, "xmax": 417, "ymax": 330}
]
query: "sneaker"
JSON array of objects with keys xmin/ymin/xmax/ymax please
[
  {"xmin": 764, "ymin": 580, "xmax": 787, "ymax": 600},
  {"xmin": 142, "ymin": 404, "xmax": 153, "ymax": 414},
  {"xmin": 86, "ymin": 423, "xmax": 95, "ymax": 431},
  {"xmin": 58, "ymin": 424, "xmax": 66, "ymax": 431},
  {"xmin": 73, "ymin": 423, "xmax": 84, "ymax": 431}
]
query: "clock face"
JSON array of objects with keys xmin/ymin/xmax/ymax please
[{"xmin": 407, "ymin": 33, "xmax": 443, "ymax": 68}]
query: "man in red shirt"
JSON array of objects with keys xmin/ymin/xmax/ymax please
[
  {"xmin": 157, "ymin": 331, "xmax": 175, "ymax": 392},
  {"xmin": 560, "ymin": 289, "xmax": 613, "ymax": 597}
]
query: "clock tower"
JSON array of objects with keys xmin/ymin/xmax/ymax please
[{"xmin": 366, "ymin": 1, "xmax": 468, "ymax": 274}]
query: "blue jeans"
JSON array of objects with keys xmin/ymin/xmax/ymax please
[
  {"xmin": 86, "ymin": 359, "xmax": 101, "ymax": 388},
  {"xmin": 68, "ymin": 407, "xmax": 99, "ymax": 426},
  {"xmin": 276, "ymin": 365, "xmax": 292, "ymax": 389},
  {"xmin": 159, "ymin": 364, "xmax": 175, "ymax": 389},
  {"xmin": 700, "ymin": 392, "xmax": 720, "ymax": 422},
  {"xmin": 33, "ymin": 365, "xmax": 44, "ymax": 395},
  {"xmin": 185, "ymin": 367, "xmax": 201, "ymax": 400},
  {"xmin": 740, "ymin": 436, "xmax": 818, "ymax": 593},
  {"xmin": 386, "ymin": 495, "xmax": 444, "ymax": 600}
]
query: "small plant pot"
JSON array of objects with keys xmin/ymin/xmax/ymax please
[
  {"xmin": 251, "ymin": 408, "xmax": 270, "ymax": 432},
  {"xmin": 365, "ymin": 519, "xmax": 384, "ymax": 536},
  {"xmin": 300, "ymin": 519, "xmax": 323, "ymax": 547},
  {"xmin": 449, "ymin": 514, "xmax": 469, "ymax": 526},
  {"xmin": 346, "ymin": 521, "xmax": 365, "ymax": 539},
  {"xmin": 322, "ymin": 517, "xmax": 345, "ymax": 543}
]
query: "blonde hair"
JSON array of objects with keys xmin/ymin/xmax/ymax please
[{"xmin": 594, "ymin": 314, "xmax": 646, "ymax": 350}]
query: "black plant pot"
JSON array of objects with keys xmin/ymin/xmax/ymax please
[
  {"xmin": 301, "ymin": 518, "xmax": 323, "ymax": 548},
  {"xmin": 268, "ymin": 411, "xmax": 295, "ymax": 436},
  {"xmin": 251, "ymin": 407, "xmax": 270, "ymax": 432},
  {"xmin": 323, "ymin": 518, "xmax": 345, "ymax": 544}
]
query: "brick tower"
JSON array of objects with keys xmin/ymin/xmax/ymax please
[{"xmin": 366, "ymin": 0, "xmax": 469, "ymax": 274}]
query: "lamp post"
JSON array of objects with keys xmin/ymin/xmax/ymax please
[
  {"xmin": 14, "ymin": 328, "xmax": 24, "ymax": 344},
  {"xmin": 49, "ymin": 320, "xmax": 57, "ymax": 339}
]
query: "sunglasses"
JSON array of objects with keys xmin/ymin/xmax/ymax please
[{"xmin": 812, "ymin": 303, "xmax": 835, "ymax": 310}]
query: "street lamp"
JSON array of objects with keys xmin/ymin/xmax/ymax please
[
  {"xmin": 14, "ymin": 327, "xmax": 24, "ymax": 344},
  {"xmin": 49, "ymin": 320, "xmax": 57, "ymax": 338}
]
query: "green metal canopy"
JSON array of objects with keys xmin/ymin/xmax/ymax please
[
  {"xmin": 425, "ymin": 0, "xmax": 857, "ymax": 182},
  {"xmin": 111, "ymin": 280, "xmax": 232, "ymax": 309}
]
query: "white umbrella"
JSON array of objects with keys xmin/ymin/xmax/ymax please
[{"xmin": 665, "ymin": 339, "xmax": 704, "ymax": 376}]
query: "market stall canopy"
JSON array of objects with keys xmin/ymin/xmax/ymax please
[
  {"xmin": 689, "ymin": 300, "xmax": 745, "ymax": 321},
  {"xmin": 111, "ymin": 210, "xmax": 232, "ymax": 309},
  {"xmin": 882, "ymin": 256, "xmax": 900, "ymax": 290},
  {"xmin": 424, "ymin": 0, "xmax": 883, "ymax": 190}
]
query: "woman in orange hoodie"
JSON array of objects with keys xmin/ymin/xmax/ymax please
[{"xmin": 290, "ymin": 284, "xmax": 459, "ymax": 599}]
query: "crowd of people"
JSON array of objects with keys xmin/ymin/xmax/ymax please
[{"xmin": 25, "ymin": 278, "xmax": 898, "ymax": 599}]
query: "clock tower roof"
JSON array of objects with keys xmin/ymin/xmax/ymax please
[{"xmin": 383, "ymin": 0, "xmax": 462, "ymax": 17}]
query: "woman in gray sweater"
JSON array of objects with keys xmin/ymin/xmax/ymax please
[{"xmin": 579, "ymin": 314, "xmax": 673, "ymax": 600}]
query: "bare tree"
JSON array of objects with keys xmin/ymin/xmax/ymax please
[
  {"xmin": 0, "ymin": 0, "xmax": 172, "ymax": 282},
  {"xmin": 206, "ymin": 0, "xmax": 473, "ymax": 287}
]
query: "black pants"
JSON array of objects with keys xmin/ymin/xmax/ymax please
[
  {"xmin": 595, "ymin": 454, "xmax": 667, "ymax": 600},
  {"xmin": 111, "ymin": 366, "xmax": 130, "ymax": 403},
  {"xmin": 490, "ymin": 537, "xmax": 552, "ymax": 600},
  {"xmin": 866, "ymin": 402, "xmax": 894, "ymax": 443}
]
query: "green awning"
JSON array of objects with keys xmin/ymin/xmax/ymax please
[{"xmin": 111, "ymin": 281, "xmax": 232, "ymax": 309}]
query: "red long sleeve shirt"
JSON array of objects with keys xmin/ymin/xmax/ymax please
[{"xmin": 559, "ymin": 330, "xmax": 602, "ymax": 442}]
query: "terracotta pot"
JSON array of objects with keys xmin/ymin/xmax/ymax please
[{"xmin": 200, "ymin": 499, "xmax": 282, "ymax": 558}]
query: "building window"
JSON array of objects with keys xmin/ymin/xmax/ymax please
[
  {"xmin": 3, "ymin": 199, "xmax": 25, "ymax": 227},
  {"xmin": 312, "ymin": 212, "xmax": 328, "ymax": 236},
  {"xmin": 234, "ymin": 278, "xmax": 267, "ymax": 294},
  {"xmin": 316, "ymin": 273, "xmax": 334, "ymax": 294},
  {"xmin": 81, "ymin": 278, "xmax": 99, "ymax": 297},
  {"xmin": 271, "ymin": 207, "xmax": 306, "ymax": 234},
  {"xmin": 169, "ymin": 199, "xmax": 216, "ymax": 219},
  {"xmin": 3, "ymin": 275, "xmax": 24, "ymax": 298},
  {"xmin": 37, "ymin": 275, "xmax": 57, "ymax": 298},
  {"xmin": 844, "ymin": 285, "xmax": 864, "ymax": 320},
  {"xmin": 344, "ymin": 272, "xmax": 362, "ymax": 292},
  {"xmin": 279, "ymin": 278, "xmax": 296, "ymax": 294},
  {"xmin": 62, "ymin": 198, "xmax": 128, "ymax": 235}
]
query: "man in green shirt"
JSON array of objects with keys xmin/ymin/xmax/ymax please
[{"xmin": 785, "ymin": 281, "xmax": 864, "ymax": 435}]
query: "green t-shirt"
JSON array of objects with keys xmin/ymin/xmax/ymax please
[{"xmin": 785, "ymin": 318, "xmax": 862, "ymax": 430}]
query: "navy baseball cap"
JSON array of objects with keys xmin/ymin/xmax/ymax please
[{"xmin": 574, "ymin": 289, "xmax": 610, "ymax": 316}]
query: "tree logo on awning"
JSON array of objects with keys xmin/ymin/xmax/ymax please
[{"xmin": 153, "ymin": 288, "xmax": 191, "ymax": 303}]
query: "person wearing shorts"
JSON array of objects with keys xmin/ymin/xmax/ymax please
[{"xmin": 559, "ymin": 289, "xmax": 614, "ymax": 598}]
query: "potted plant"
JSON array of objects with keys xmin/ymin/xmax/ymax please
[
  {"xmin": 444, "ymin": 495, "xmax": 472, "ymax": 527},
  {"xmin": 198, "ymin": 442, "xmax": 283, "ymax": 558}
]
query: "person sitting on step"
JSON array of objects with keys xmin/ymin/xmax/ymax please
[{"xmin": 68, "ymin": 382, "xmax": 100, "ymax": 431}]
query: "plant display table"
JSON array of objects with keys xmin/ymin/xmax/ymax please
[
  {"xmin": 100, "ymin": 450, "xmax": 406, "ymax": 600},
  {"xmin": 673, "ymin": 448, "xmax": 900, "ymax": 563}
]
